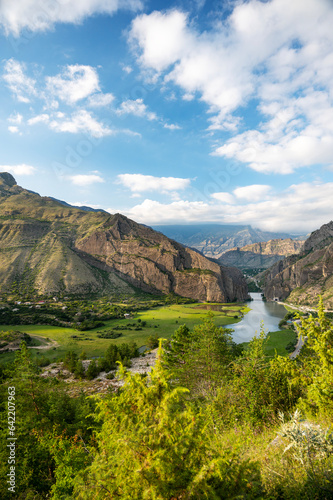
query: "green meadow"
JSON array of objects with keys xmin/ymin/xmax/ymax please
[
  {"xmin": 0, "ymin": 302, "xmax": 250, "ymax": 363},
  {"xmin": 240, "ymin": 328, "xmax": 297, "ymax": 358},
  {"xmin": 0, "ymin": 302, "xmax": 296, "ymax": 363}
]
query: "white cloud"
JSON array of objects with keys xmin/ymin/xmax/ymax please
[
  {"xmin": 123, "ymin": 182, "xmax": 333, "ymax": 233},
  {"xmin": 211, "ymin": 192, "xmax": 235, "ymax": 204},
  {"xmin": 164, "ymin": 123, "xmax": 181, "ymax": 130},
  {"xmin": 122, "ymin": 65, "xmax": 133, "ymax": 74},
  {"xmin": 28, "ymin": 114, "xmax": 50, "ymax": 125},
  {"xmin": 0, "ymin": 164, "xmax": 36, "ymax": 175},
  {"xmin": 130, "ymin": 1, "xmax": 333, "ymax": 173},
  {"xmin": 69, "ymin": 174, "xmax": 105, "ymax": 187},
  {"xmin": 3, "ymin": 59, "xmax": 36, "ymax": 103},
  {"xmin": 2, "ymin": 60, "xmax": 124, "ymax": 138},
  {"xmin": 233, "ymin": 184, "xmax": 271, "ymax": 202},
  {"xmin": 0, "ymin": 0, "xmax": 143, "ymax": 36},
  {"xmin": 8, "ymin": 112, "xmax": 23, "ymax": 124},
  {"xmin": 69, "ymin": 202, "xmax": 102, "ymax": 210},
  {"xmin": 8, "ymin": 126, "xmax": 19, "ymax": 134},
  {"xmin": 49, "ymin": 110, "xmax": 113, "ymax": 137},
  {"xmin": 87, "ymin": 93, "xmax": 115, "ymax": 107},
  {"xmin": 116, "ymin": 98, "xmax": 157, "ymax": 120},
  {"xmin": 46, "ymin": 65, "xmax": 100, "ymax": 105},
  {"xmin": 117, "ymin": 173, "xmax": 191, "ymax": 193}
]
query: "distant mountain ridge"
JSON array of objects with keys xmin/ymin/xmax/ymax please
[
  {"xmin": 264, "ymin": 221, "xmax": 333, "ymax": 308},
  {"xmin": 152, "ymin": 224, "xmax": 302, "ymax": 258},
  {"xmin": 0, "ymin": 173, "xmax": 248, "ymax": 302},
  {"xmin": 219, "ymin": 238, "xmax": 304, "ymax": 269}
]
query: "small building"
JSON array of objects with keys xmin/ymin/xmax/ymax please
[{"xmin": 124, "ymin": 313, "xmax": 131, "ymax": 319}]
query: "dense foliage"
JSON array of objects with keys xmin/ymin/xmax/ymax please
[{"xmin": 1, "ymin": 301, "xmax": 333, "ymax": 498}]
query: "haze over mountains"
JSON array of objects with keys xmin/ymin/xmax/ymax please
[
  {"xmin": 0, "ymin": 173, "xmax": 247, "ymax": 303},
  {"xmin": 152, "ymin": 224, "xmax": 305, "ymax": 259}
]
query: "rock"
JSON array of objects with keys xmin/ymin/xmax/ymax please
[{"xmin": 264, "ymin": 221, "xmax": 333, "ymax": 308}]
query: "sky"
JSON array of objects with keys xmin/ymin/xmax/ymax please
[{"xmin": 0, "ymin": 0, "xmax": 333, "ymax": 234}]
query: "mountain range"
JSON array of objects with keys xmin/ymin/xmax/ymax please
[
  {"xmin": 219, "ymin": 238, "xmax": 305, "ymax": 269},
  {"xmin": 0, "ymin": 173, "xmax": 248, "ymax": 303},
  {"xmin": 152, "ymin": 224, "xmax": 303, "ymax": 258}
]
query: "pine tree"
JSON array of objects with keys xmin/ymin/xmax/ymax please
[
  {"xmin": 74, "ymin": 342, "xmax": 262, "ymax": 499},
  {"xmin": 297, "ymin": 297, "xmax": 333, "ymax": 416}
]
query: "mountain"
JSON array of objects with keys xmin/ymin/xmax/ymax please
[
  {"xmin": 152, "ymin": 224, "xmax": 300, "ymax": 258},
  {"xmin": 264, "ymin": 221, "xmax": 333, "ymax": 308},
  {"xmin": 0, "ymin": 173, "xmax": 248, "ymax": 302},
  {"xmin": 219, "ymin": 238, "xmax": 304, "ymax": 269}
]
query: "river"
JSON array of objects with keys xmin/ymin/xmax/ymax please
[{"xmin": 230, "ymin": 292, "xmax": 287, "ymax": 343}]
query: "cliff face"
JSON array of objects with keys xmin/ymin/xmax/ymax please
[
  {"xmin": 219, "ymin": 238, "xmax": 304, "ymax": 269},
  {"xmin": 0, "ymin": 173, "xmax": 248, "ymax": 302},
  {"xmin": 264, "ymin": 222, "xmax": 333, "ymax": 308}
]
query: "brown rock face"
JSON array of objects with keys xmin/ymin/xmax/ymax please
[
  {"xmin": 75, "ymin": 214, "xmax": 248, "ymax": 302},
  {"xmin": 264, "ymin": 221, "xmax": 333, "ymax": 308},
  {"xmin": 0, "ymin": 173, "xmax": 248, "ymax": 302},
  {"xmin": 219, "ymin": 238, "xmax": 304, "ymax": 269}
]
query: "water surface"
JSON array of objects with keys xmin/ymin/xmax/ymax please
[{"xmin": 231, "ymin": 293, "xmax": 287, "ymax": 343}]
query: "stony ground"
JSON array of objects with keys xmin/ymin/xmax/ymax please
[{"xmin": 41, "ymin": 348, "xmax": 158, "ymax": 395}]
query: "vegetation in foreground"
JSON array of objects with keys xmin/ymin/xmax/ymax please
[{"xmin": 1, "ymin": 299, "xmax": 332, "ymax": 498}]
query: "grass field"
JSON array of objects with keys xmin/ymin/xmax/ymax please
[
  {"xmin": 240, "ymin": 329, "xmax": 297, "ymax": 358},
  {"xmin": 0, "ymin": 302, "xmax": 250, "ymax": 364}
]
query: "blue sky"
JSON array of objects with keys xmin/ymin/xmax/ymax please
[{"xmin": 0, "ymin": 0, "xmax": 333, "ymax": 233}]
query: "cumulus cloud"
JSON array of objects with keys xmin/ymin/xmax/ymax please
[
  {"xmin": 3, "ymin": 59, "xmax": 36, "ymax": 103},
  {"xmin": 117, "ymin": 173, "xmax": 191, "ymax": 193},
  {"xmin": 233, "ymin": 184, "xmax": 271, "ymax": 202},
  {"xmin": 123, "ymin": 182, "xmax": 333, "ymax": 233},
  {"xmin": 116, "ymin": 98, "xmax": 157, "ymax": 120},
  {"xmin": 0, "ymin": 0, "xmax": 143, "ymax": 36},
  {"xmin": 28, "ymin": 114, "xmax": 50, "ymax": 125},
  {"xmin": 87, "ymin": 93, "xmax": 115, "ymax": 107},
  {"xmin": 0, "ymin": 164, "xmax": 36, "ymax": 175},
  {"xmin": 49, "ymin": 110, "xmax": 113, "ymax": 137},
  {"xmin": 69, "ymin": 174, "xmax": 105, "ymax": 187},
  {"xmin": 8, "ymin": 126, "xmax": 19, "ymax": 134},
  {"xmin": 164, "ymin": 123, "xmax": 181, "ymax": 130},
  {"xmin": 130, "ymin": 0, "xmax": 333, "ymax": 174},
  {"xmin": 211, "ymin": 192, "xmax": 235, "ymax": 204},
  {"xmin": 8, "ymin": 112, "xmax": 23, "ymax": 124},
  {"xmin": 46, "ymin": 65, "xmax": 100, "ymax": 105}
]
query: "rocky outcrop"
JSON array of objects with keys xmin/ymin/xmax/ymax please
[
  {"xmin": 0, "ymin": 173, "xmax": 248, "ymax": 302},
  {"xmin": 264, "ymin": 222, "xmax": 333, "ymax": 308},
  {"xmin": 219, "ymin": 238, "xmax": 304, "ymax": 269}
]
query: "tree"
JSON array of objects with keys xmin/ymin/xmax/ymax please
[
  {"xmin": 164, "ymin": 316, "xmax": 236, "ymax": 398},
  {"xmin": 74, "ymin": 343, "xmax": 262, "ymax": 499},
  {"xmin": 297, "ymin": 297, "xmax": 333, "ymax": 417}
]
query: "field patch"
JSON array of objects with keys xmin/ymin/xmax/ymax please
[{"xmin": 0, "ymin": 302, "xmax": 248, "ymax": 363}]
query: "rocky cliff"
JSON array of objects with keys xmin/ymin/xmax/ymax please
[
  {"xmin": 219, "ymin": 238, "xmax": 304, "ymax": 269},
  {"xmin": 0, "ymin": 173, "xmax": 248, "ymax": 302},
  {"xmin": 263, "ymin": 221, "xmax": 333, "ymax": 308}
]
